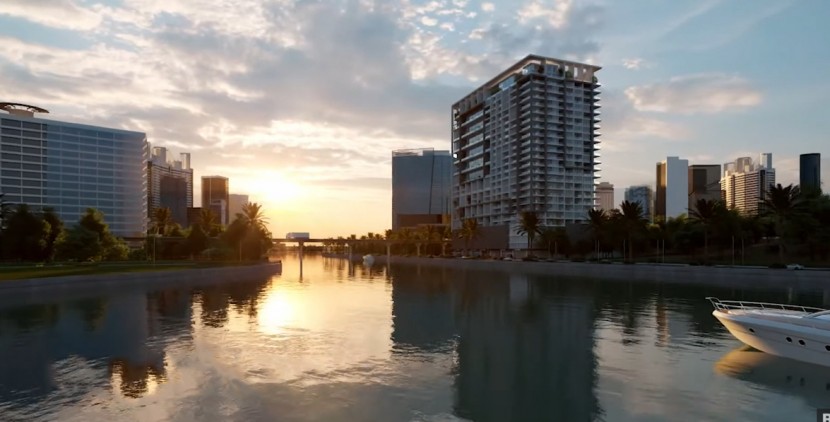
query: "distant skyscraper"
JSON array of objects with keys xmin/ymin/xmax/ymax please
[
  {"xmin": 202, "ymin": 176, "xmax": 229, "ymax": 225},
  {"xmin": 655, "ymin": 157, "xmax": 689, "ymax": 219},
  {"xmin": 595, "ymin": 182, "xmax": 614, "ymax": 211},
  {"xmin": 0, "ymin": 102, "xmax": 147, "ymax": 236},
  {"xmin": 800, "ymin": 153, "xmax": 821, "ymax": 193},
  {"xmin": 186, "ymin": 207, "xmax": 202, "ymax": 228},
  {"xmin": 721, "ymin": 154, "xmax": 775, "ymax": 215},
  {"xmin": 147, "ymin": 146, "xmax": 193, "ymax": 226},
  {"xmin": 688, "ymin": 164, "xmax": 721, "ymax": 211},
  {"xmin": 392, "ymin": 149, "xmax": 452, "ymax": 229},
  {"xmin": 229, "ymin": 194, "xmax": 249, "ymax": 219},
  {"xmin": 451, "ymin": 55, "xmax": 600, "ymax": 248},
  {"xmin": 624, "ymin": 185, "xmax": 653, "ymax": 221}
]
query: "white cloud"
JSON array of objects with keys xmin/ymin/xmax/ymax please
[
  {"xmin": 421, "ymin": 16, "xmax": 438, "ymax": 26},
  {"xmin": 622, "ymin": 58, "xmax": 647, "ymax": 70},
  {"xmin": 625, "ymin": 74, "xmax": 763, "ymax": 114},
  {"xmin": 440, "ymin": 22, "xmax": 455, "ymax": 31},
  {"xmin": 0, "ymin": 0, "xmax": 102, "ymax": 30},
  {"xmin": 518, "ymin": 0, "xmax": 572, "ymax": 29},
  {"xmin": 482, "ymin": 2, "xmax": 495, "ymax": 12}
]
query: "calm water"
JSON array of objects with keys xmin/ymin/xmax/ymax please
[{"xmin": 1, "ymin": 255, "xmax": 829, "ymax": 421}]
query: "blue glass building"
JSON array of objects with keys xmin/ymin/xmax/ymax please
[{"xmin": 0, "ymin": 104, "xmax": 148, "ymax": 236}]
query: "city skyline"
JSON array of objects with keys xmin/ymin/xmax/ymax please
[{"xmin": 1, "ymin": 0, "xmax": 828, "ymax": 237}]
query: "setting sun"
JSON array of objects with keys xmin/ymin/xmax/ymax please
[{"xmin": 242, "ymin": 173, "xmax": 305, "ymax": 208}]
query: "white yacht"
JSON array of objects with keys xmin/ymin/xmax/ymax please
[{"xmin": 708, "ymin": 297, "xmax": 830, "ymax": 367}]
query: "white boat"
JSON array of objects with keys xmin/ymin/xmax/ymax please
[
  {"xmin": 708, "ymin": 297, "xmax": 830, "ymax": 367},
  {"xmin": 362, "ymin": 254, "xmax": 375, "ymax": 266}
]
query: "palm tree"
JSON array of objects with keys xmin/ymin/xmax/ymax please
[
  {"xmin": 689, "ymin": 198, "xmax": 721, "ymax": 263},
  {"xmin": 587, "ymin": 208, "xmax": 607, "ymax": 258},
  {"xmin": 440, "ymin": 225, "xmax": 452, "ymax": 256},
  {"xmin": 199, "ymin": 208, "xmax": 217, "ymax": 235},
  {"xmin": 413, "ymin": 226, "xmax": 429, "ymax": 257},
  {"xmin": 459, "ymin": 218, "xmax": 480, "ymax": 256},
  {"xmin": 516, "ymin": 211, "xmax": 542, "ymax": 255},
  {"xmin": 761, "ymin": 183, "xmax": 802, "ymax": 261},
  {"xmin": 619, "ymin": 200, "xmax": 647, "ymax": 261},
  {"xmin": 241, "ymin": 202, "xmax": 268, "ymax": 231},
  {"xmin": 240, "ymin": 202, "xmax": 270, "ymax": 261},
  {"xmin": 152, "ymin": 207, "xmax": 173, "ymax": 236}
]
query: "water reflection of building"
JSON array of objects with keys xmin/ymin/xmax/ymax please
[
  {"xmin": 654, "ymin": 298, "xmax": 693, "ymax": 347},
  {"xmin": 390, "ymin": 266, "xmax": 456, "ymax": 352},
  {"xmin": 451, "ymin": 272, "xmax": 600, "ymax": 422},
  {"xmin": 0, "ymin": 293, "xmax": 172, "ymax": 404}
]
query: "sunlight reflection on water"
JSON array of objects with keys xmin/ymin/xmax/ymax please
[{"xmin": 0, "ymin": 254, "xmax": 828, "ymax": 421}]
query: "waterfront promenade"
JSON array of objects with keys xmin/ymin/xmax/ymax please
[{"xmin": 382, "ymin": 256, "xmax": 830, "ymax": 290}]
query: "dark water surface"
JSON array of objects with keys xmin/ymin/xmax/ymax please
[{"xmin": 1, "ymin": 255, "xmax": 829, "ymax": 421}]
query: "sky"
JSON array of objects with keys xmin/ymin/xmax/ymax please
[{"xmin": 1, "ymin": 0, "xmax": 828, "ymax": 238}]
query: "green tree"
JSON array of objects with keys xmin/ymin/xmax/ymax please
[
  {"xmin": 186, "ymin": 224, "xmax": 208, "ymax": 256},
  {"xmin": 459, "ymin": 218, "xmax": 480, "ymax": 255},
  {"xmin": 152, "ymin": 207, "xmax": 173, "ymax": 236},
  {"xmin": 56, "ymin": 226, "xmax": 104, "ymax": 262},
  {"xmin": 0, "ymin": 192, "xmax": 10, "ymax": 231},
  {"xmin": 619, "ymin": 200, "xmax": 647, "ymax": 261},
  {"xmin": 241, "ymin": 202, "xmax": 272, "ymax": 260},
  {"xmin": 56, "ymin": 208, "xmax": 127, "ymax": 262},
  {"xmin": 761, "ymin": 183, "xmax": 802, "ymax": 261},
  {"xmin": 2, "ymin": 204, "xmax": 50, "ymax": 261},
  {"xmin": 516, "ymin": 210, "xmax": 542, "ymax": 254},
  {"xmin": 41, "ymin": 207, "xmax": 63, "ymax": 262},
  {"xmin": 689, "ymin": 198, "xmax": 722, "ymax": 263},
  {"xmin": 199, "ymin": 208, "xmax": 219, "ymax": 236},
  {"xmin": 587, "ymin": 208, "xmax": 607, "ymax": 258}
]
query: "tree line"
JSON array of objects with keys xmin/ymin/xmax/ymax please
[
  {"xmin": 513, "ymin": 183, "xmax": 830, "ymax": 264},
  {"xmin": 0, "ymin": 195, "xmax": 273, "ymax": 263},
  {"xmin": 361, "ymin": 183, "xmax": 829, "ymax": 265}
]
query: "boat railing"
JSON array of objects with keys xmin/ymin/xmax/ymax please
[{"xmin": 706, "ymin": 297, "xmax": 826, "ymax": 314}]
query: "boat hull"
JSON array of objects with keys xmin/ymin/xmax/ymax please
[{"xmin": 713, "ymin": 310, "xmax": 830, "ymax": 367}]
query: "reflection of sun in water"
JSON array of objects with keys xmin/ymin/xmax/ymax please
[{"xmin": 259, "ymin": 290, "xmax": 297, "ymax": 334}]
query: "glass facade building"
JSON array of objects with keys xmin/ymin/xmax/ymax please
[
  {"xmin": 800, "ymin": 153, "xmax": 821, "ymax": 193},
  {"xmin": 201, "ymin": 176, "xmax": 229, "ymax": 225},
  {"xmin": 0, "ymin": 113, "xmax": 147, "ymax": 237},
  {"xmin": 391, "ymin": 149, "xmax": 452, "ymax": 230}
]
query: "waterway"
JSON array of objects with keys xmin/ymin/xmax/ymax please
[{"xmin": 0, "ymin": 254, "xmax": 828, "ymax": 421}]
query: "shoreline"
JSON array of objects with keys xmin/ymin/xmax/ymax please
[
  {"xmin": 384, "ymin": 256, "xmax": 830, "ymax": 289},
  {"xmin": 0, "ymin": 261, "xmax": 283, "ymax": 299}
]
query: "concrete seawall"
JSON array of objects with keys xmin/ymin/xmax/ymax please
[
  {"xmin": 0, "ymin": 262, "xmax": 283, "ymax": 301},
  {"xmin": 387, "ymin": 256, "xmax": 830, "ymax": 290}
]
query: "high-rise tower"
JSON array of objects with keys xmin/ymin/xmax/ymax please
[{"xmin": 451, "ymin": 55, "xmax": 600, "ymax": 248}]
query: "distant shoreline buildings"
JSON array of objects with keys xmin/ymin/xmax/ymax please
[
  {"xmin": 0, "ymin": 102, "xmax": 244, "ymax": 237},
  {"xmin": 148, "ymin": 146, "xmax": 193, "ymax": 227},
  {"xmin": 721, "ymin": 154, "xmax": 775, "ymax": 215}
]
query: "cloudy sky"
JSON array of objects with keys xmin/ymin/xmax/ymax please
[{"xmin": 1, "ymin": 0, "xmax": 828, "ymax": 237}]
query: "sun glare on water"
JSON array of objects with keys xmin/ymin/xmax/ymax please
[{"xmin": 258, "ymin": 289, "xmax": 299, "ymax": 334}]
